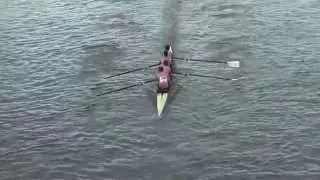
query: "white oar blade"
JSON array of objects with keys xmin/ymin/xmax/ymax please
[{"xmin": 227, "ymin": 61, "xmax": 240, "ymax": 68}]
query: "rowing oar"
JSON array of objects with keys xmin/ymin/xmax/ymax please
[
  {"xmin": 103, "ymin": 62, "xmax": 160, "ymax": 79},
  {"xmin": 174, "ymin": 72, "xmax": 238, "ymax": 81},
  {"xmin": 93, "ymin": 62, "xmax": 160, "ymax": 86},
  {"xmin": 96, "ymin": 79, "xmax": 156, "ymax": 96},
  {"xmin": 173, "ymin": 57, "xmax": 240, "ymax": 68}
]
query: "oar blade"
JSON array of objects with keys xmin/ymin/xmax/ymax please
[{"xmin": 227, "ymin": 61, "xmax": 240, "ymax": 68}]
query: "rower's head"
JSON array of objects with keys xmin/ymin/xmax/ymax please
[
  {"xmin": 165, "ymin": 45, "xmax": 170, "ymax": 51},
  {"xmin": 163, "ymin": 60, "xmax": 169, "ymax": 66},
  {"xmin": 158, "ymin": 66, "xmax": 163, "ymax": 72},
  {"xmin": 163, "ymin": 50, "xmax": 168, "ymax": 57}
]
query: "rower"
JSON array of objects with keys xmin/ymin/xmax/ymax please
[
  {"xmin": 163, "ymin": 49, "xmax": 174, "ymax": 71},
  {"xmin": 163, "ymin": 50, "xmax": 168, "ymax": 57},
  {"xmin": 159, "ymin": 50, "xmax": 167, "ymax": 64},
  {"xmin": 163, "ymin": 59, "xmax": 169, "ymax": 66},
  {"xmin": 165, "ymin": 44, "xmax": 173, "ymax": 54},
  {"xmin": 164, "ymin": 44, "xmax": 173, "ymax": 65},
  {"xmin": 157, "ymin": 65, "xmax": 171, "ymax": 93},
  {"xmin": 163, "ymin": 60, "xmax": 172, "ymax": 76},
  {"xmin": 158, "ymin": 66, "xmax": 163, "ymax": 72},
  {"xmin": 161, "ymin": 50, "xmax": 172, "ymax": 65},
  {"xmin": 157, "ymin": 74, "xmax": 170, "ymax": 93},
  {"xmin": 157, "ymin": 63, "xmax": 171, "ymax": 75},
  {"xmin": 165, "ymin": 45, "xmax": 170, "ymax": 51}
]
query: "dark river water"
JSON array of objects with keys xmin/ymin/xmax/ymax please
[{"xmin": 1, "ymin": 0, "xmax": 319, "ymax": 179}]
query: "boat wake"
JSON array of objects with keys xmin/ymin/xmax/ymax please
[{"xmin": 162, "ymin": 0, "xmax": 182, "ymax": 46}]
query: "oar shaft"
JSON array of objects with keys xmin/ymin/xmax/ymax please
[
  {"xmin": 173, "ymin": 57, "xmax": 226, "ymax": 64},
  {"xmin": 103, "ymin": 63, "xmax": 160, "ymax": 80},
  {"xmin": 92, "ymin": 62, "xmax": 160, "ymax": 87},
  {"xmin": 97, "ymin": 79, "xmax": 156, "ymax": 96},
  {"xmin": 174, "ymin": 72, "xmax": 233, "ymax": 81},
  {"xmin": 97, "ymin": 84, "xmax": 136, "ymax": 96}
]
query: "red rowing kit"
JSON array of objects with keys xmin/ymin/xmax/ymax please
[{"xmin": 156, "ymin": 44, "xmax": 174, "ymax": 93}]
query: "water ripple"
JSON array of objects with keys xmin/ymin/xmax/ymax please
[{"xmin": 1, "ymin": 0, "xmax": 320, "ymax": 179}]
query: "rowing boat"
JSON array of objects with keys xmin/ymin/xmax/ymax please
[
  {"xmin": 94, "ymin": 42, "xmax": 239, "ymax": 116},
  {"xmin": 156, "ymin": 44, "xmax": 174, "ymax": 116}
]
